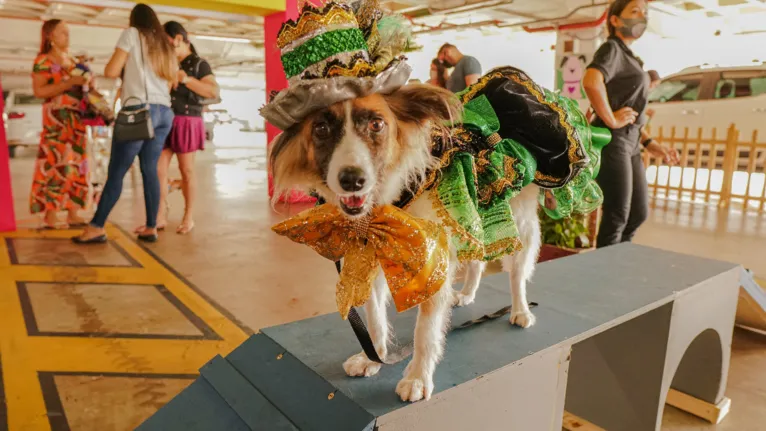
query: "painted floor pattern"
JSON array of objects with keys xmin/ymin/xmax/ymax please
[{"xmin": 0, "ymin": 224, "xmax": 250, "ymax": 431}]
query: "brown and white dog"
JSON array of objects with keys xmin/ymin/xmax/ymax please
[{"xmin": 269, "ymin": 84, "xmax": 540, "ymax": 402}]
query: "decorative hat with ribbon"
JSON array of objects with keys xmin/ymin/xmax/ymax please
[{"xmin": 260, "ymin": 0, "xmax": 413, "ymax": 131}]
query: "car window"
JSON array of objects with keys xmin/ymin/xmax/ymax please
[
  {"xmin": 714, "ymin": 71, "xmax": 766, "ymax": 99},
  {"xmin": 648, "ymin": 74, "xmax": 703, "ymax": 103},
  {"xmin": 14, "ymin": 94, "xmax": 44, "ymax": 105}
]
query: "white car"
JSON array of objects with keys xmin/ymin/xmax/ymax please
[
  {"xmin": 647, "ymin": 64, "xmax": 766, "ymax": 140},
  {"xmin": 4, "ymin": 90, "xmax": 43, "ymax": 156}
]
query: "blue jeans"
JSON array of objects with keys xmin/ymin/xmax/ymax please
[{"xmin": 91, "ymin": 104, "xmax": 174, "ymax": 229}]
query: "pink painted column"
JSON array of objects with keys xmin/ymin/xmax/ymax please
[
  {"xmin": 0, "ymin": 76, "xmax": 17, "ymax": 231},
  {"xmin": 264, "ymin": 0, "xmax": 315, "ymax": 203}
]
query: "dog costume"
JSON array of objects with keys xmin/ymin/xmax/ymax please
[{"xmin": 262, "ymin": 0, "xmax": 611, "ymax": 318}]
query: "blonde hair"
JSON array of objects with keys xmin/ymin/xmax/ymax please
[{"xmin": 130, "ymin": 3, "xmax": 178, "ymax": 84}]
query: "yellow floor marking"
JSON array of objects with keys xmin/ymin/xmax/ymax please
[{"xmin": 0, "ymin": 224, "xmax": 250, "ymax": 431}]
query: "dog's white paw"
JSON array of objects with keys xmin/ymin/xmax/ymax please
[
  {"xmin": 396, "ymin": 375, "xmax": 433, "ymax": 402},
  {"xmin": 343, "ymin": 353, "xmax": 382, "ymax": 377},
  {"xmin": 453, "ymin": 291, "xmax": 475, "ymax": 307},
  {"xmin": 510, "ymin": 309, "xmax": 536, "ymax": 328}
]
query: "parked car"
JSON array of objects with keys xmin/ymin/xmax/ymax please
[
  {"xmin": 3, "ymin": 90, "xmax": 43, "ymax": 157},
  {"xmin": 647, "ymin": 64, "xmax": 766, "ymax": 140}
]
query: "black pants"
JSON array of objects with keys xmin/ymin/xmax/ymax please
[{"xmin": 596, "ymin": 146, "xmax": 648, "ymax": 248}]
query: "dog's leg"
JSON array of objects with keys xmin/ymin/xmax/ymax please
[
  {"xmin": 343, "ymin": 269, "xmax": 390, "ymax": 377},
  {"xmin": 453, "ymin": 260, "xmax": 485, "ymax": 307},
  {"xmin": 396, "ymin": 267, "xmax": 454, "ymax": 402},
  {"xmin": 503, "ymin": 186, "xmax": 541, "ymax": 328}
]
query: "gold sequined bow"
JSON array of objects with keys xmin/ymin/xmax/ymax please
[{"xmin": 272, "ymin": 204, "xmax": 449, "ymax": 319}]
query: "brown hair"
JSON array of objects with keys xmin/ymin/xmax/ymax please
[
  {"xmin": 648, "ymin": 69, "xmax": 660, "ymax": 82},
  {"xmin": 39, "ymin": 19, "xmax": 62, "ymax": 55},
  {"xmin": 129, "ymin": 3, "xmax": 178, "ymax": 83},
  {"xmin": 607, "ymin": 0, "xmax": 634, "ymax": 37}
]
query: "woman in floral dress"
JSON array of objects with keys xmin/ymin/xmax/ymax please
[{"xmin": 30, "ymin": 19, "xmax": 89, "ymax": 228}]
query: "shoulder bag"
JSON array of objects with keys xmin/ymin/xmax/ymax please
[{"xmin": 193, "ymin": 57, "xmax": 222, "ymax": 106}]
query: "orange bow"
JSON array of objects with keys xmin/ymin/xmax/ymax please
[{"xmin": 272, "ymin": 204, "xmax": 449, "ymax": 319}]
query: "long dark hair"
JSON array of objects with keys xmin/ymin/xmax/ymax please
[
  {"xmin": 607, "ymin": 0, "xmax": 634, "ymax": 37},
  {"xmin": 129, "ymin": 3, "xmax": 177, "ymax": 82},
  {"xmin": 39, "ymin": 19, "xmax": 62, "ymax": 55},
  {"xmin": 431, "ymin": 58, "xmax": 447, "ymax": 88},
  {"xmin": 164, "ymin": 21, "xmax": 197, "ymax": 55}
]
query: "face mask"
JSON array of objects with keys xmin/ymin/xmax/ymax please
[
  {"xmin": 618, "ymin": 17, "xmax": 647, "ymax": 38},
  {"xmin": 430, "ymin": 71, "xmax": 438, "ymax": 80}
]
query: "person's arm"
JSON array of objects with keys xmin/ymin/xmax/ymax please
[
  {"xmin": 463, "ymin": 57, "xmax": 481, "ymax": 87},
  {"xmin": 32, "ymin": 73, "xmax": 84, "ymax": 99},
  {"xmin": 583, "ymin": 42, "xmax": 637, "ymax": 129},
  {"xmin": 105, "ymin": 28, "xmax": 133, "ymax": 79},
  {"xmin": 104, "ymin": 49, "xmax": 129, "ymax": 79},
  {"xmin": 180, "ymin": 60, "xmax": 218, "ymax": 99},
  {"xmin": 640, "ymin": 126, "xmax": 680, "ymax": 165}
]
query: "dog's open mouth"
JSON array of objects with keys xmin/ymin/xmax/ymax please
[{"xmin": 339, "ymin": 194, "xmax": 368, "ymax": 216}]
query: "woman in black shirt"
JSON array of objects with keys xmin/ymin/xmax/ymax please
[
  {"xmin": 583, "ymin": 0, "xmax": 678, "ymax": 248},
  {"xmin": 158, "ymin": 21, "xmax": 219, "ymax": 234}
]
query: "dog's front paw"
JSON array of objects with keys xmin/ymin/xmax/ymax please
[
  {"xmin": 343, "ymin": 352, "xmax": 382, "ymax": 378},
  {"xmin": 453, "ymin": 291, "xmax": 475, "ymax": 307},
  {"xmin": 396, "ymin": 375, "xmax": 434, "ymax": 402},
  {"xmin": 510, "ymin": 309, "xmax": 536, "ymax": 328}
]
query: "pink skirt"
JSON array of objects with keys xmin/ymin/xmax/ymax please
[{"xmin": 166, "ymin": 115, "xmax": 205, "ymax": 153}]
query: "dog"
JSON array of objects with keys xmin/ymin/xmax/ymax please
[{"xmin": 269, "ymin": 83, "xmax": 540, "ymax": 402}]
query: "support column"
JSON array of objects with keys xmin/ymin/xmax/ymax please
[
  {"xmin": 0, "ymin": 76, "xmax": 17, "ymax": 232},
  {"xmin": 554, "ymin": 25, "xmax": 605, "ymax": 113},
  {"xmin": 264, "ymin": 0, "xmax": 315, "ymax": 203}
]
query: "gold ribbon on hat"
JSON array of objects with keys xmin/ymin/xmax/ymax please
[{"xmin": 272, "ymin": 204, "xmax": 449, "ymax": 319}]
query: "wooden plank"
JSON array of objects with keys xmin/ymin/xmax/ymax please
[
  {"xmin": 562, "ymin": 411, "xmax": 605, "ymax": 431},
  {"xmin": 665, "ymin": 388, "xmax": 731, "ymax": 424}
]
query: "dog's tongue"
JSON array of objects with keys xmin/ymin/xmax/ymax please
[{"xmin": 341, "ymin": 195, "xmax": 366, "ymax": 208}]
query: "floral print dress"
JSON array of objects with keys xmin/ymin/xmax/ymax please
[{"xmin": 29, "ymin": 54, "xmax": 88, "ymax": 214}]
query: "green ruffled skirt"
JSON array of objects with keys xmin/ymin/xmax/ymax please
[{"xmin": 417, "ymin": 67, "xmax": 611, "ymax": 261}]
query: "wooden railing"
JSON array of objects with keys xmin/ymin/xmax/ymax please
[{"xmin": 645, "ymin": 125, "xmax": 766, "ymax": 213}]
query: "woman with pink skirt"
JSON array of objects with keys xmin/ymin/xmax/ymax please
[{"xmin": 154, "ymin": 21, "xmax": 219, "ymax": 234}]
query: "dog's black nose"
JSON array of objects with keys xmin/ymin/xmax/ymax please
[{"xmin": 338, "ymin": 167, "xmax": 366, "ymax": 192}]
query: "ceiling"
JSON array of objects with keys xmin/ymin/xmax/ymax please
[{"xmin": 0, "ymin": 0, "xmax": 764, "ymax": 89}]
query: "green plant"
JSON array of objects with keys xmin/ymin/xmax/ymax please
[{"xmin": 539, "ymin": 210, "xmax": 592, "ymax": 249}]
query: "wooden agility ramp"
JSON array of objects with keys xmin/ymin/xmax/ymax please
[{"xmin": 138, "ymin": 244, "xmax": 742, "ymax": 430}]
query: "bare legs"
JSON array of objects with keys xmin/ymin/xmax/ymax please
[
  {"xmin": 156, "ymin": 148, "xmax": 173, "ymax": 229},
  {"xmin": 176, "ymin": 152, "xmax": 196, "ymax": 234}
]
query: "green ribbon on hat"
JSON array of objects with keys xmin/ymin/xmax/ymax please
[{"xmin": 281, "ymin": 28, "xmax": 369, "ymax": 79}]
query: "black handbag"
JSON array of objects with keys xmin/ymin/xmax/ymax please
[{"xmin": 113, "ymin": 34, "xmax": 154, "ymax": 142}]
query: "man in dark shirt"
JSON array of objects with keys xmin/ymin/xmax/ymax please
[{"xmin": 438, "ymin": 43, "xmax": 482, "ymax": 93}]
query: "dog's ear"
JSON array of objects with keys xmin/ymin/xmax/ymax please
[
  {"xmin": 268, "ymin": 126, "xmax": 315, "ymax": 198},
  {"xmin": 384, "ymin": 84, "xmax": 462, "ymax": 127},
  {"xmin": 559, "ymin": 56, "xmax": 569, "ymax": 69}
]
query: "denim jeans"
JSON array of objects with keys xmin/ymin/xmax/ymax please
[{"xmin": 90, "ymin": 104, "xmax": 174, "ymax": 229}]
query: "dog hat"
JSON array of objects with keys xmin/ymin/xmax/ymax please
[{"xmin": 260, "ymin": 0, "xmax": 413, "ymax": 131}]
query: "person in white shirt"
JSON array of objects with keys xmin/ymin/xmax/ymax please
[{"xmin": 74, "ymin": 3, "xmax": 178, "ymax": 244}]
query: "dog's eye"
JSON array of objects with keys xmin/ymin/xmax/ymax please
[
  {"xmin": 313, "ymin": 122, "xmax": 330, "ymax": 139},
  {"xmin": 369, "ymin": 118, "xmax": 385, "ymax": 133}
]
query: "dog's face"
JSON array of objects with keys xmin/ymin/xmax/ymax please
[{"xmin": 270, "ymin": 84, "xmax": 460, "ymax": 218}]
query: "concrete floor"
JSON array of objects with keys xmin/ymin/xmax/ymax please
[{"xmin": 4, "ymin": 125, "xmax": 766, "ymax": 430}]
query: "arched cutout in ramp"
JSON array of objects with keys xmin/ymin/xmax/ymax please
[{"xmin": 671, "ymin": 328, "xmax": 723, "ymax": 403}]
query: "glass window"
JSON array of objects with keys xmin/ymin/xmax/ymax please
[
  {"xmin": 648, "ymin": 74, "xmax": 703, "ymax": 103},
  {"xmin": 714, "ymin": 70, "xmax": 766, "ymax": 99}
]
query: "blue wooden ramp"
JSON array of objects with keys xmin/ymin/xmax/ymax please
[{"xmin": 137, "ymin": 244, "xmax": 741, "ymax": 431}]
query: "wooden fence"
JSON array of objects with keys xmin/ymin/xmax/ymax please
[{"xmin": 645, "ymin": 125, "xmax": 766, "ymax": 213}]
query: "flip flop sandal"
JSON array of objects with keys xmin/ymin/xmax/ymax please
[
  {"xmin": 71, "ymin": 234, "xmax": 107, "ymax": 244},
  {"xmin": 176, "ymin": 222, "xmax": 194, "ymax": 235}
]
